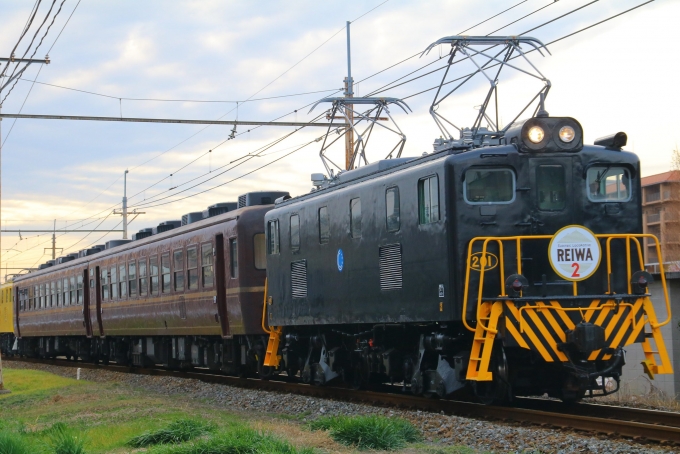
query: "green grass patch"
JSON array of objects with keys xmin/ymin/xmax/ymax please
[
  {"xmin": 0, "ymin": 431, "xmax": 33, "ymax": 454},
  {"xmin": 0, "ymin": 369, "xmax": 82, "ymax": 401},
  {"xmin": 44, "ymin": 423, "xmax": 87, "ymax": 454},
  {"xmin": 309, "ymin": 414, "xmax": 421, "ymax": 450},
  {"xmin": 128, "ymin": 418, "xmax": 216, "ymax": 447},
  {"xmin": 148, "ymin": 426, "xmax": 313, "ymax": 454}
]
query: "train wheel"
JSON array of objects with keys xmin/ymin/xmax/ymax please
[{"xmin": 473, "ymin": 344, "xmax": 512, "ymax": 405}]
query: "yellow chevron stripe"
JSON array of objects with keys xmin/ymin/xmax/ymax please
[
  {"xmin": 504, "ymin": 316, "xmax": 530, "ymax": 349},
  {"xmin": 506, "ymin": 304, "xmax": 553, "ymax": 362},
  {"xmin": 525, "ymin": 308, "xmax": 568, "ymax": 361},
  {"xmin": 550, "ymin": 301, "xmax": 575, "ymax": 330},
  {"xmin": 584, "ymin": 299, "xmax": 602, "ymax": 323},
  {"xmin": 604, "ymin": 301, "xmax": 629, "ymax": 340}
]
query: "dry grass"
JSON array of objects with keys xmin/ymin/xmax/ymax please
[{"xmin": 593, "ymin": 377, "xmax": 680, "ymax": 412}]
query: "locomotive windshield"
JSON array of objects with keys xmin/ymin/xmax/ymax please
[
  {"xmin": 587, "ymin": 166, "xmax": 631, "ymax": 202},
  {"xmin": 464, "ymin": 168, "xmax": 515, "ymax": 204},
  {"xmin": 537, "ymin": 165, "xmax": 566, "ymax": 211}
]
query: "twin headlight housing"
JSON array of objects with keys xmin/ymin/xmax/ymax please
[{"xmin": 506, "ymin": 116, "xmax": 583, "ymax": 153}]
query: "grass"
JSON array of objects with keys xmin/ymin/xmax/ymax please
[
  {"xmin": 128, "ymin": 418, "xmax": 216, "ymax": 447},
  {"xmin": 309, "ymin": 414, "xmax": 422, "ymax": 451},
  {"xmin": 148, "ymin": 426, "xmax": 314, "ymax": 454},
  {"xmin": 0, "ymin": 431, "xmax": 32, "ymax": 454},
  {"xmin": 44, "ymin": 423, "xmax": 87, "ymax": 454}
]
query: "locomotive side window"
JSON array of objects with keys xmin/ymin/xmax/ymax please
[
  {"xmin": 187, "ymin": 246, "xmax": 198, "ymax": 290},
  {"xmin": 290, "ymin": 214, "xmax": 300, "ymax": 252},
  {"xmin": 386, "ymin": 187, "xmax": 400, "ymax": 232},
  {"xmin": 318, "ymin": 208, "xmax": 329, "ymax": 244},
  {"xmin": 253, "ymin": 234, "xmax": 266, "ymax": 270},
  {"xmin": 201, "ymin": 243, "xmax": 214, "ymax": 288},
  {"xmin": 537, "ymin": 165, "xmax": 566, "ymax": 211},
  {"xmin": 139, "ymin": 259, "xmax": 148, "ymax": 296},
  {"xmin": 418, "ymin": 175, "xmax": 440, "ymax": 224},
  {"xmin": 128, "ymin": 261, "xmax": 137, "ymax": 297},
  {"xmin": 464, "ymin": 168, "xmax": 515, "ymax": 204},
  {"xmin": 230, "ymin": 239, "xmax": 238, "ymax": 278},
  {"xmin": 150, "ymin": 256, "xmax": 159, "ymax": 295},
  {"xmin": 587, "ymin": 166, "xmax": 631, "ymax": 202},
  {"xmin": 174, "ymin": 250, "xmax": 185, "ymax": 291},
  {"xmin": 118, "ymin": 266, "xmax": 126, "ymax": 298},
  {"xmin": 161, "ymin": 253, "xmax": 171, "ymax": 293},
  {"xmin": 350, "ymin": 198, "xmax": 362, "ymax": 238},
  {"xmin": 268, "ymin": 220, "xmax": 281, "ymax": 253},
  {"xmin": 77, "ymin": 275, "xmax": 83, "ymax": 304}
]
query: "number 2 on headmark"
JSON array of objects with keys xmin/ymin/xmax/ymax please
[{"xmin": 571, "ymin": 262, "xmax": 580, "ymax": 278}]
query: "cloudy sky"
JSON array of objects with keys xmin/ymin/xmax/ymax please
[{"xmin": 0, "ymin": 0, "xmax": 677, "ymax": 275}]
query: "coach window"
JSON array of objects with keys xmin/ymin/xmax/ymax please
[
  {"xmin": 64, "ymin": 278, "xmax": 71, "ymax": 305},
  {"xmin": 318, "ymin": 207, "xmax": 330, "ymax": 244},
  {"xmin": 90, "ymin": 268, "xmax": 95, "ymax": 288},
  {"xmin": 128, "ymin": 261, "xmax": 137, "ymax": 297},
  {"xmin": 118, "ymin": 265, "xmax": 127, "ymax": 298},
  {"xmin": 50, "ymin": 281, "xmax": 56, "ymax": 307},
  {"xmin": 139, "ymin": 259, "xmax": 148, "ymax": 296},
  {"xmin": 419, "ymin": 175, "xmax": 440, "ymax": 224},
  {"xmin": 201, "ymin": 243, "xmax": 214, "ymax": 288},
  {"xmin": 350, "ymin": 198, "xmax": 362, "ymax": 238},
  {"xmin": 230, "ymin": 239, "xmax": 238, "ymax": 278},
  {"xmin": 464, "ymin": 168, "xmax": 515, "ymax": 204},
  {"xmin": 268, "ymin": 220, "xmax": 280, "ymax": 254},
  {"xmin": 56, "ymin": 280, "xmax": 62, "ymax": 306},
  {"xmin": 77, "ymin": 275, "xmax": 84, "ymax": 304},
  {"xmin": 161, "ymin": 253, "xmax": 171, "ymax": 293},
  {"xmin": 39, "ymin": 284, "xmax": 44, "ymax": 308},
  {"xmin": 537, "ymin": 165, "xmax": 566, "ymax": 211},
  {"xmin": 111, "ymin": 266, "xmax": 118, "ymax": 299},
  {"xmin": 290, "ymin": 214, "xmax": 300, "ymax": 252},
  {"xmin": 174, "ymin": 250, "xmax": 185, "ymax": 291},
  {"xmin": 587, "ymin": 166, "xmax": 631, "ymax": 202},
  {"xmin": 187, "ymin": 246, "xmax": 198, "ymax": 290},
  {"xmin": 150, "ymin": 256, "xmax": 159, "ymax": 295},
  {"xmin": 31, "ymin": 285, "xmax": 37, "ymax": 310},
  {"xmin": 253, "ymin": 234, "xmax": 266, "ymax": 270},
  {"xmin": 101, "ymin": 268, "xmax": 109, "ymax": 300},
  {"xmin": 386, "ymin": 187, "xmax": 400, "ymax": 232},
  {"xmin": 70, "ymin": 276, "xmax": 76, "ymax": 304}
]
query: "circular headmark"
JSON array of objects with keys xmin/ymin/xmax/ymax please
[{"xmin": 548, "ymin": 225, "xmax": 601, "ymax": 282}]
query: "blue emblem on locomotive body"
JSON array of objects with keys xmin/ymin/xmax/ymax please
[{"xmin": 337, "ymin": 249, "xmax": 344, "ymax": 271}]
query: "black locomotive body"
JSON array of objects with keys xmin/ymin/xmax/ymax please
[{"xmin": 264, "ymin": 116, "xmax": 671, "ymax": 402}]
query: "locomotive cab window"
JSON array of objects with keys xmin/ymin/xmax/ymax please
[
  {"xmin": 290, "ymin": 214, "xmax": 300, "ymax": 252},
  {"xmin": 419, "ymin": 175, "xmax": 440, "ymax": 224},
  {"xmin": 318, "ymin": 207, "xmax": 330, "ymax": 244},
  {"xmin": 537, "ymin": 165, "xmax": 566, "ymax": 211},
  {"xmin": 350, "ymin": 198, "xmax": 362, "ymax": 238},
  {"xmin": 386, "ymin": 187, "xmax": 400, "ymax": 232},
  {"xmin": 464, "ymin": 168, "xmax": 515, "ymax": 204},
  {"xmin": 268, "ymin": 220, "xmax": 280, "ymax": 254},
  {"xmin": 587, "ymin": 166, "xmax": 631, "ymax": 202}
]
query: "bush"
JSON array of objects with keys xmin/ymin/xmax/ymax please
[
  {"xmin": 148, "ymin": 426, "xmax": 312, "ymax": 454},
  {"xmin": 128, "ymin": 418, "xmax": 216, "ymax": 448},
  {"xmin": 45, "ymin": 423, "xmax": 87, "ymax": 454},
  {"xmin": 310, "ymin": 414, "xmax": 421, "ymax": 450},
  {"xmin": 0, "ymin": 431, "xmax": 31, "ymax": 454}
]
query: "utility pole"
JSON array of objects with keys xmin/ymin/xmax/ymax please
[
  {"xmin": 344, "ymin": 21, "xmax": 354, "ymax": 171},
  {"xmin": 44, "ymin": 220, "xmax": 62, "ymax": 260},
  {"xmin": 113, "ymin": 170, "xmax": 144, "ymax": 239}
]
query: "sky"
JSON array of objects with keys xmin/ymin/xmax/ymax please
[{"xmin": 0, "ymin": 0, "xmax": 678, "ymax": 277}]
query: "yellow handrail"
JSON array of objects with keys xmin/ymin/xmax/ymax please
[
  {"xmin": 261, "ymin": 278, "xmax": 272, "ymax": 334},
  {"xmin": 461, "ymin": 233, "xmax": 672, "ymax": 332}
]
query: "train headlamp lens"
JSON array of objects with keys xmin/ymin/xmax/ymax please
[
  {"xmin": 527, "ymin": 126, "xmax": 544, "ymax": 144},
  {"xmin": 559, "ymin": 126, "xmax": 576, "ymax": 143}
]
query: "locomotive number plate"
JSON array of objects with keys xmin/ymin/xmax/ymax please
[{"xmin": 549, "ymin": 225, "xmax": 602, "ymax": 281}]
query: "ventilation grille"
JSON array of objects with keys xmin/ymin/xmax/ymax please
[
  {"xmin": 238, "ymin": 195, "xmax": 247, "ymax": 208},
  {"xmin": 291, "ymin": 260, "xmax": 308, "ymax": 299},
  {"xmin": 379, "ymin": 243, "xmax": 403, "ymax": 291}
]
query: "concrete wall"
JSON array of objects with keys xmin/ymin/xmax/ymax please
[{"xmin": 619, "ymin": 274, "xmax": 680, "ymax": 398}]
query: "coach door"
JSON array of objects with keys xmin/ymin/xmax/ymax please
[
  {"xmin": 215, "ymin": 234, "xmax": 230, "ymax": 337},
  {"xmin": 92, "ymin": 266, "xmax": 104, "ymax": 336},
  {"xmin": 83, "ymin": 269, "xmax": 93, "ymax": 338},
  {"xmin": 14, "ymin": 287, "xmax": 21, "ymax": 338}
]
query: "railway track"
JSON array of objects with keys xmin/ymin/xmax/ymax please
[{"xmin": 5, "ymin": 356, "xmax": 680, "ymax": 445}]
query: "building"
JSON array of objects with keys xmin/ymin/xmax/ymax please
[{"xmin": 642, "ymin": 170, "xmax": 680, "ymax": 271}]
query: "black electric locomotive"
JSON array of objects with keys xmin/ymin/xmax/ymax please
[{"xmin": 262, "ymin": 113, "xmax": 672, "ymax": 403}]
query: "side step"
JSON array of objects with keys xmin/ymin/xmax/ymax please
[{"xmin": 263, "ymin": 330, "xmax": 281, "ymax": 367}]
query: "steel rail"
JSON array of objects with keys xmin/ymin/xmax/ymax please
[{"xmin": 5, "ymin": 357, "xmax": 680, "ymax": 444}]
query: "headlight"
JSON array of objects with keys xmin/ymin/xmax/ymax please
[
  {"xmin": 527, "ymin": 126, "xmax": 544, "ymax": 144},
  {"xmin": 559, "ymin": 126, "xmax": 575, "ymax": 143}
]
